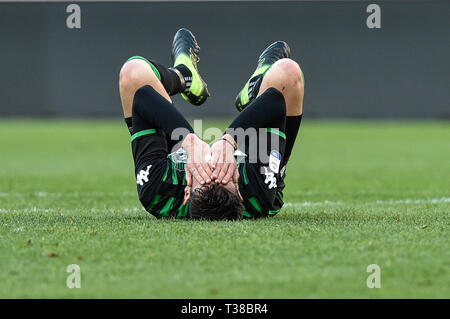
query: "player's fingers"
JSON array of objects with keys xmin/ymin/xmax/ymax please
[
  {"xmin": 217, "ymin": 163, "xmax": 229, "ymax": 183},
  {"xmin": 188, "ymin": 163, "xmax": 204, "ymax": 185},
  {"xmin": 237, "ymin": 185, "xmax": 243, "ymax": 202},
  {"xmin": 201, "ymin": 161, "xmax": 213, "ymax": 177},
  {"xmin": 197, "ymin": 164, "xmax": 212, "ymax": 184},
  {"xmin": 210, "ymin": 151, "xmax": 219, "ymax": 170},
  {"xmin": 213, "ymin": 162, "xmax": 223, "ymax": 179},
  {"xmin": 233, "ymin": 167, "xmax": 240, "ymax": 183},
  {"xmin": 186, "ymin": 169, "xmax": 192, "ymax": 187},
  {"xmin": 222, "ymin": 164, "xmax": 235, "ymax": 184},
  {"xmin": 191, "ymin": 168, "xmax": 205, "ymax": 185}
]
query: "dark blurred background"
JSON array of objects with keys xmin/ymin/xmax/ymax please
[{"xmin": 0, "ymin": 0, "xmax": 448, "ymax": 118}]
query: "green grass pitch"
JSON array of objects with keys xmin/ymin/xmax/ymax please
[{"xmin": 0, "ymin": 119, "xmax": 448, "ymax": 298}]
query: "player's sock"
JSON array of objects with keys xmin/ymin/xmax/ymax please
[
  {"xmin": 147, "ymin": 59, "xmax": 186, "ymax": 96},
  {"xmin": 126, "ymin": 56, "xmax": 185, "ymax": 96},
  {"xmin": 125, "ymin": 117, "xmax": 133, "ymax": 135},
  {"xmin": 171, "ymin": 64, "xmax": 192, "ymax": 93},
  {"xmin": 150, "ymin": 61, "xmax": 193, "ymax": 95},
  {"xmin": 283, "ymin": 115, "xmax": 302, "ymax": 165}
]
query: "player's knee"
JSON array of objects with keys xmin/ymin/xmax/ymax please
[
  {"xmin": 272, "ymin": 58, "xmax": 304, "ymax": 91},
  {"xmin": 119, "ymin": 58, "xmax": 157, "ymax": 90}
]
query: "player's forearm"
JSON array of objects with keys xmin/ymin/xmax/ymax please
[
  {"xmin": 181, "ymin": 133, "xmax": 208, "ymax": 160},
  {"xmin": 181, "ymin": 133, "xmax": 213, "ymax": 185},
  {"xmin": 181, "ymin": 133, "xmax": 197, "ymax": 151}
]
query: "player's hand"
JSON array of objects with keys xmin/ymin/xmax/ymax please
[
  {"xmin": 210, "ymin": 134, "xmax": 239, "ymax": 184},
  {"xmin": 182, "ymin": 133, "xmax": 213, "ymax": 186}
]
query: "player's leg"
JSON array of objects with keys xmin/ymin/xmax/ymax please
[
  {"xmin": 120, "ymin": 64, "xmax": 179, "ymax": 212},
  {"xmin": 131, "ymin": 85, "xmax": 194, "ymax": 149},
  {"xmin": 119, "ymin": 57, "xmax": 172, "ymax": 119},
  {"xmin": 257, "ymin": 58, "xmax": 304, "ymax": 116},
  {"xmin": 257, "ymin": 58, "xmax": 304, "ymax": 166},
  {"xmin": 119, "ymin": 28, "xmax": 209, "ymax": 133},
  {"xmin": 229, "ymin": 44, "xmax": 304, "ymax": 217},
  {"xmin": 234, "ymin": 40, "xmax": 304, "ymax": 165},
  {"xmin": 119, "ymin": 58, "xmax": 195, "ymax": 159},
  {"xmin": 234, "ymin": 40, "xmax": 304, "ymax": 164}
]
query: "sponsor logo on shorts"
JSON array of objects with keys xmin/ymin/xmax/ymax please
[
  {"xmin": 136, "ymin": 165, "xmax": 152, "ymax": 186},
  {"xmin": 261, "ymin": 166, "xmax": 277, "ymax": 189}
]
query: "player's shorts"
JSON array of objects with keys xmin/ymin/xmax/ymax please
[{"xmin": 234, "ymin": 89, "xmax": 290, "ymax": 218}]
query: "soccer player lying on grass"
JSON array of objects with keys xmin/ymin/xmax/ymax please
[{"xmin": 119, "ymin": 29, "xmax": 304, "ymax": 220}]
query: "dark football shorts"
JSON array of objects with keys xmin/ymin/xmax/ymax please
[{"xmin": 236, "ymin": 115, "xmax": 289, "ymax": 218}]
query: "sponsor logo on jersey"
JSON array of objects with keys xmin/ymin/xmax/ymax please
[
  {"xmin": 136, "ymin": 165, "xmax": 152, "ymax": 186},
  {"xmin": 269, "ymin": 150, "xmax": 282, "ymax": 173}
]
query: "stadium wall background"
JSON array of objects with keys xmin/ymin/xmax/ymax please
[{"xmin": 0, "ymin": 1, "xmax": 448, "ymax": 119}]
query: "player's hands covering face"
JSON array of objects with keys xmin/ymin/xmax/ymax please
[
  {"xmin": 182, "ymin": 133, "xmax": 214, "ymax": 186},
  {"xmin": 209, "ymin": 134, "xmax": 239, "ymax": 185}
]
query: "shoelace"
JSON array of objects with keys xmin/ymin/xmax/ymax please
[{"xmin": 189, "ymin": 47, "xmax": 200, "ymax": 69}]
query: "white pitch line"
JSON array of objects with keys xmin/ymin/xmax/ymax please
[
  {"xmin": 285, "ymin": 197, "xmax": 450, "ymax": 208},
  {"xmin": 0, "ymin": 206, "xmax": 145, "ymax": 214},
  {"xmin": 0, "ymin": 191, "xmax": 136, "ymax": 198},
  {"xmin": 0, "ymin": 198, "xmax": 448, "ymax": 214},
  {"xmin": 375, "ymin": 198, "xmax": 450, "ymax": 205},
  {"xmin": 284, "ymin": 200, "xmax": 343, "ymax": 207}
]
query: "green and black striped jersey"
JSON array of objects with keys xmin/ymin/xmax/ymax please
[
  {"xmin": 132, "ymin": 129, "xmax": 189, "ymax": 219},
  {"xmin": 132, "ymin": 129, "xmax": 286, "ymax": 219},
  {"xmin": 136, "ymin": 157, "xmax": 285, "ymax": 219},
  {"xmin": 237, "ymin": 160, "xmax": 286, "ymax": 219},
  {"xmin": 139, "ymin": 158, "xmax": 189, "ymax": 218}
]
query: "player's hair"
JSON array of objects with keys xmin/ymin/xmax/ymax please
[{"xmin": 189, "ymin": 184, "xmax": 244, "ymax": 221}]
